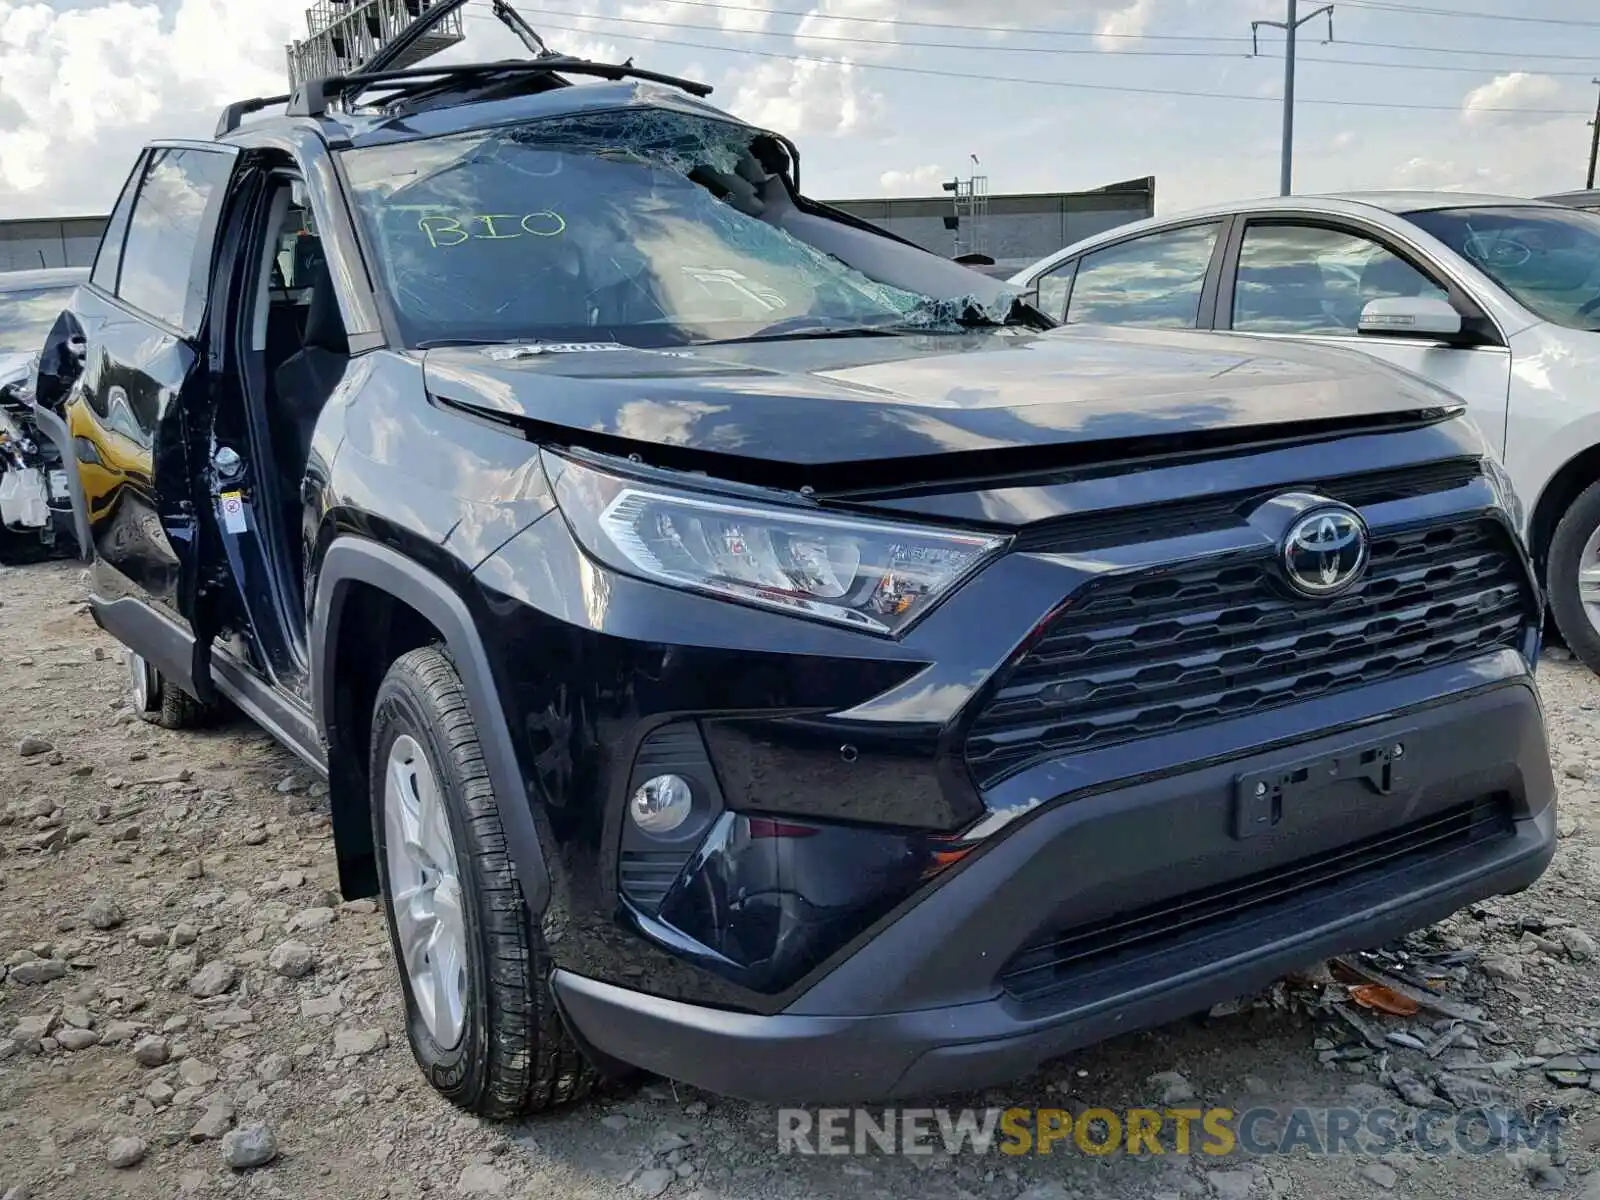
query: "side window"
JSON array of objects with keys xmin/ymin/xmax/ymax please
[
  {"xmin": 117, "ymin": 147, "xmax": 234, "ymax": 335},
  {"xmin": 91, "ymin": 151, "xmax": 146, "ymax": 294},
  {"xmin": 1231, "ymin": 223, "xmax": 1447, "ymax": 337},
  {"xmin": 1064, "ymin": 223, "xmax": 1222, "ymax": 329},
  {"xmin": 1035, "ymin": 261, "xmax": 1077, "ymax": 323}
]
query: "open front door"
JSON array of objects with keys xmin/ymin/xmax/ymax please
[{"xmin": 62, "ymin": 140, "xmax": 242, "ymax": 699}]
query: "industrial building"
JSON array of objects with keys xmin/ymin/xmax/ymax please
[
  {"xmin": 2, "ymin": 175, "xmax": 1154, "ymax": 278},
  {"xmin": 829, "ymin": 176, "xmax": 1157, "ymax": 277},
  {"xmin": 0, "ymin": 215, "xmax": 111, "ymax": 273}
]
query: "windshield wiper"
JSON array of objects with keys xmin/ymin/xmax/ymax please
[{"xmin": 704, "ymin": 324, "xmax": 954, "ymax": 346}]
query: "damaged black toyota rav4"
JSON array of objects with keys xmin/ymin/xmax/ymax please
[{"xmin": 35, "ymin": 54, "xmax": 1556, "ymax": 1114}]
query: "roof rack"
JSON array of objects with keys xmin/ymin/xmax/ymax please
[
  {"xmin": 216, "ymin": 93, "xmax": 294, "ymax": 139},
  {"xmin": 287, "ymin": 57, "xmax": 713, "ymax": 121}
]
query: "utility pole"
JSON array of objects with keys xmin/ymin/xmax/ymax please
[
  {"xmin": 1252, "ymin": 1, "xmax": 1334, "ymax": 196},
  {"xmin": 1587, "ymin": 78, "xmax": 1600, "ymax": 190}
]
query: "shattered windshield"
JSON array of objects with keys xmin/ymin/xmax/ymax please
[
  {"xmin": 0, "ymin": 286, "xmax": 75, "ymax": 357},
  {"xmin": 341, "ymin": 107, "xmax": 1010, "ymax": 348}
]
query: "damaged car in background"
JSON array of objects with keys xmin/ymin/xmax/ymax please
[
  {"xmin": 0, "ymin": 267, "xmax": 85, "ymax": 562},
  {"xmin": 36, "ymin": 45, "xmax": 1556, "ymax": 1115}
]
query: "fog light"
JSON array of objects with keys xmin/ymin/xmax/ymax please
[{"xmin": 630, "ymin": 774, "xmax": 693, "ymax": 834}]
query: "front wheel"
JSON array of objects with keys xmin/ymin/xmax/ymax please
[
  {"xmin": 370, "ymin": 646, "xmax": 596, "ymax": 1118},
  {"xmin": 1546, "ymin": 479, "xmax": 1600, "ymax": 675}
]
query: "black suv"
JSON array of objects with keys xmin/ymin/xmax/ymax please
[{"xmin": 33, "ymin": 54, "xmax": 1556, "ymax": 1114}]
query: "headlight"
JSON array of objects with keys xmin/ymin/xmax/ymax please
[{"xmin": 551, "ymin": 454, "xmax": 1008, "ymax": 635}]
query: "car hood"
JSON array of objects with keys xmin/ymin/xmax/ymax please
[{"xmin": 421, "ymin": 324, "xmax": 1462, "ymax": 484}]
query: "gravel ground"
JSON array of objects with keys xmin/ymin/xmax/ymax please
[{"xmin": 4, "ymin": 557, "xmax": 1600, "ymax": 1200}]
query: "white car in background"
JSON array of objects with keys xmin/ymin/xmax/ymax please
[
  {"xmin": 1543, "ymin": 190, "xmax": 1600, "ymax": 213},
  {"xmin": 1010, "ymin": 192, "xmax": 1600, "ymax": 673}
]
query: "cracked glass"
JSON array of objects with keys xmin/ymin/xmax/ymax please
[{"xmin": 341, "ymin": 106, "xmax": 1017, "ymax": 348}]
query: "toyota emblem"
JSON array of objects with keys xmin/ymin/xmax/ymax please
[{"xmin": 1281, "ymin": 504, "xmax": 1369, "ymax": 598}]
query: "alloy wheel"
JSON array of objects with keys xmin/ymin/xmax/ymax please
[{"xmin": 383, "ymin": 733, "xmax": 469, "ymax": 1049}]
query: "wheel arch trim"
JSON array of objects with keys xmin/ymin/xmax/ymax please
[{"xmin": 311, "ymin": 536, "xmax": 552, "ymax": 915}]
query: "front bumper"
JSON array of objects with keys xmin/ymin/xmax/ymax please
[{"xmin": 553, "ymin": 679, "xmax": 1556, "ymax": 1102}]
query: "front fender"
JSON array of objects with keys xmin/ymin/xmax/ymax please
[{"xmin": 311, "ymin": 535, "xmax": 553, "ymax": 915}]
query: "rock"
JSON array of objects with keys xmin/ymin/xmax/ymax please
[
  {"xmin": 1563, "ymin": 760, "xmax": 1589, "ymax": 780},
  {"xmin": 287, "ymin": 906, "xmax": 335, "ymax": 933},
  {"xmin": 145, "ymin": 1081, "xmax": 175, "ymax": 1107},
  {"xmin": 1535, "ymin": 1035, "xmax": 1566, "ymax": 1058},
  {"xmin": 1205, "ymin": 1172, "xmax": 1257, "ymax": 1200},
  {"xmin": 11, "ymin": 1014, "xmax": 56, "ymax": 1054},
  {"xmin": 1435, "ymin": 1072, "xmax": 1508, "ymax": 1109},
  {"xmin": 241, "ymin": 828, "xmax": 268, "ymax": 846},
  {"xmin": 1579, "ymin": 1173, "xmax": 1600, "ymax": 1200},
  {"xmin": 85, "ymin": 897, "xmax": 123, "ymax": 930},
  {"xmin": 1559, "ymin": 927, "xmax": 1598, "ymax": 960},
  {"xmin": 55, "ymin": 1028, "xmax": 100, "ymax": 1051},
  {"xmin": 632, "ymin": 1168, "xmax": 675, "ymax": 1198},
  {"xmin": 1481, "ymin": 954, "xmax": 1524, "ymax": 982},
  {"xmin": 600, "ymin": 1114, "xmax": 630, "ymax": 1132},
  {"xmin": 1014, "ymin": 1188, "xmax": 1074, "ymax": 1200},
  {"xmin": 333, "ymin": 1027, "xmax": 387, "ymax": 1058},
  {"xmin": 202, "ymin": 1007, "xmax": 253, "ymax": 1031},
  {"xmin": 1530, "ymin": 1165, "xmax": 1567, "ymax": 1192},
  {"xmin": 300, "ymin": 991, "xmax": 344, "ymax": 1018},
  {"xmin": 132, "ymin": 1035, "xmax": 170, "ymax": 1067},
  {"xmin": 168, "ymin": 923, "xmax": 198, "ymax": 947},
  {"xmin": 1359, "ymin": 1162, "xmax": 1397, "ymax": 1189},
  {"xmin": 221, "ymin": 1124, "xmax": 278, "ymax": 1170},
  {"xmin": 179, "ymin": 1059, "xmax": 219, "ymax": 1087},
  {"xmin": 1147, "ymin": 1069, "xmax": 1196, "ymax": 1105},
  {"xmin": 18, "ymin": 736, "xmax": 52, "ymax": 757},
  {"xmin": 105, "ymin": 1136, "xmax": 147, "ymax": 1169},
  {"xmin": 0, "ymin": 1037, "xmax": 18, "ymax": 1060},
  {"xmin": 653, "ymin": 1131, "xmax": 691, "ymax": 1154},
  {"xmin": 133, "ymin": 926, "xmax": 165, "ymax": 948},
  {"xmin": 268, "ymin": 940, "xmax": 314, "ymax": 979},
  {"xmin": 190, "ymin": 1100, "xmax": 236, "ymax": 1142},
  {"xmin": 456, "ymin": 1164, "xmax": 510, "ymax": 1196},
  {"xmin": 255, "ymin": 1053, "xmax": 292, "ymax": 1083},
  {"xmin": 188, "ymin": 960, "xmax": 238, "ymax": 998},
  {"xmin": 9, "ymin": 959, "xmax": 66, "ymax": 985}
]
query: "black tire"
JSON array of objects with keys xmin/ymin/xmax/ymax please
[
  {"xmin": 370, "ymin": 646, "xmax": 596, "ymax": 1118},
  {"xmin": 130, "ymin": 653, "xmax": 215, "ymax": 730},
  {"xmin": 1547, "ymin": 479, "xmax": 1600, "ymax": 675}
]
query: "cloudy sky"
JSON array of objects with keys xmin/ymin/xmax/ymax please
[{"xmin": 1, "ymin": 0, "xmax": 1595, "ymax": 220}]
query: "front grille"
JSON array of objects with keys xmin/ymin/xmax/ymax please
[
  {"xmin": 966, "ymin": 518, "xmax": 1530, "ymax": 788},
  {"xmin": 999, "ymin": 794, "xmax": 1514, "ymax": 1004},
  {"xmin": 1016, "ymin": 459, "xmax": 1485, "ymax": 554}
]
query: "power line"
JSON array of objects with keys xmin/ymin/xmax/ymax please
[
  {"xmin": 1340, "ymin": 1, "xmax": 1600, "ymax": 29},
  {"xmin": 467, "ymin": 8, "xmax": 1247, "ymax": 60},
  {"xmin": 463, "ymin": 6, "xmax": 1600, "ymax": 81},
  {"xmin": 552, "ymin": 0, "xmax": 1256, "ymax": 43},
  {"xmin": 477, "ymin": 13, "xmax": 1592, "ymax": 115},
  {"xmin": 1338, "ymin": 37, "xmax": 1600, "ymax": 61}
]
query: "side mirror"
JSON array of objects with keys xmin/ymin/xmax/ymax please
[{"xmin": 1358, "ymin": 296, "xmax": 1463, "ymax": 340}]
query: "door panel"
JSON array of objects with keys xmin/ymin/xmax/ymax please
[
  {"xmin": 1221, "ymin": 218, "xmax": 1512, "ymax": 454},
  {"xmin": 68, "ymin": 296, "xmax": 198, "ymax": 610}
]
